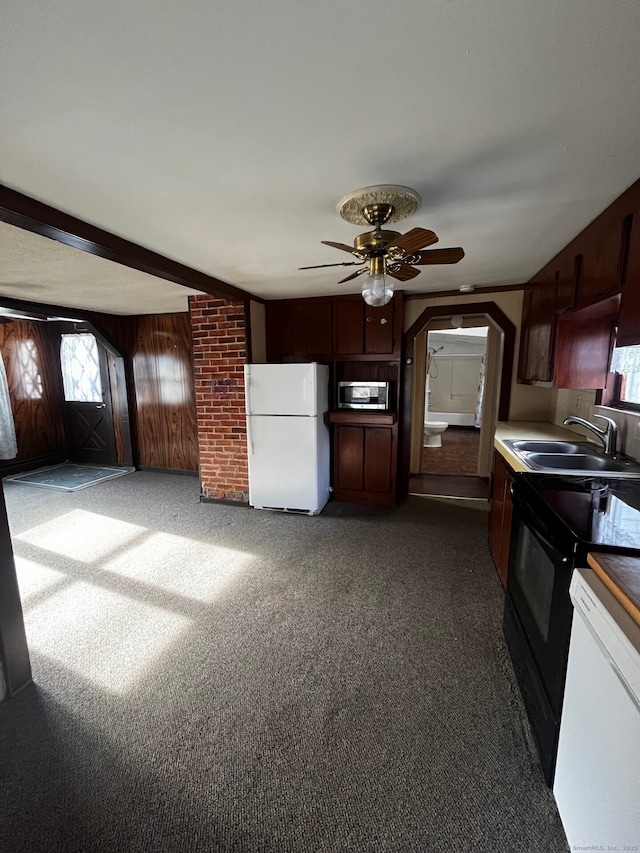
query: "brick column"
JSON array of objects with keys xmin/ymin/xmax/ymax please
[{"xmin": 189, "ymin": 295, "xmax": 249, "ymax": 501}]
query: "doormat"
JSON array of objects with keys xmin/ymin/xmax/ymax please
[{"xmin": 3, "ymin": 463, "xmax": 135, "ymax": 492}]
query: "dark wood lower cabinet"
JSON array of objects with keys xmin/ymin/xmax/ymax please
[
  {"xmin": 330, "ymin": 413, "xmax": 397, "ymax": 507},
  {"xmin": 488, "ymin": 451, "xmax": 515, "ymax": 587}
]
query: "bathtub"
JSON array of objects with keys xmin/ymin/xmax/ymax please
[{"xmin": 425, "ymin": 411, "xmax": 476, "ymax": 427}]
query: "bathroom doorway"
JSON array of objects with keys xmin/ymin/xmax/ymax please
[
  {"xmin": 422, "ymin": 325, "xmax": 488, "ymax": 477},
  {"xmin": 403, "ymin": 301, "xmax": 516, "ymax": 502}
]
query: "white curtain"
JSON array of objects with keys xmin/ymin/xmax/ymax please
[
  {"xmin": 60, "ymin": 333, "xmax": 103, "ymax": 402},
  {"xmin": 474, "ymin": 355, "xmax": 486, "ymax": 428},
  {"xmin": 610, "ymin": 344, "xmax": 640, "ymax": 375},
  {"xmin": 0, "ymin": 356, "xmax": 18, "ymax": 460}
]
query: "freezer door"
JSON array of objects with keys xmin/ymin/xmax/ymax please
[
  {"xmin": 247, "ymin": 415, "xmax": 330, "ymax": 513},
  {"xmin": 244, "ymin": 363, "xmax": 329, "ymax": 416}
]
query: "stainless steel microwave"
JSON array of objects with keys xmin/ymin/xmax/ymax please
[{"xmin": 337, "ymin": 381, "xmax": 390, "ymax": 410}]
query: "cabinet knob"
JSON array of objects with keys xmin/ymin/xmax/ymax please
[
  {"xmin": 380, "ymin": 318, "xmax": 388, "ymax": 325},
  {"xmin": 366, "ymin": 316, "xmax": 373, "ymax": 323}
]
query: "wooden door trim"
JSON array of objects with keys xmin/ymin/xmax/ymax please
[{"xmin": 400, "ymin": 301, "xmax": 516, "ymax": 501}]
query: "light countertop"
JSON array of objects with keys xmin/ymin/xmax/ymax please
[
  {"xmin": 587, "ymin": 553, "xmax": 640, "ymax": 628},
  {"xmin": 493, "ymin": 421, "xmax": 587, "ymax": 472}
]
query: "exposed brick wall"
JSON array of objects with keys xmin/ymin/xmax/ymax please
[{"xmin": 189, "ymin": 295, "xmax": 248, "ymax": 501}]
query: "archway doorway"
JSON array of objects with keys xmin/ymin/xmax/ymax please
[{"xmin": 400, "ymin": 301, "xmax": 516, "ymax": 500}]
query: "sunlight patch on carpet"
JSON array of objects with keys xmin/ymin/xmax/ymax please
[
  {"xmin": 24, "ymin": 582, "xmax": 190, "ymax": 694},
  {"xmin": 15, "ymin": 510, "xmax": 146, "ymax": 563},
  {"xmin": 105, "ymin": 532, "xmax": 253, "ymax": 602},
  {"xmin": 14, "ymin": 557, "xmax": 67, "ymax": 605}
]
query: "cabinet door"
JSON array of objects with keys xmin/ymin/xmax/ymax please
[
  {"xmin": 488, "ymin": 454, "xmax": 507, "ymax": 566},
  {"xmin": 265, "ymin": 302, "xmax": 296, "ymax": 360},
  {"xmin": 556, "ymin": 254, "xmax": 578, "ymax": 313},
  {"xmin": 518, "ymin": 280, "xmax": 556, "ymax": 381},
  {"xmin": 335, "ymin": 301, "xmax": 364, "ymax": 355},
  {"xmin": 554, "ymin": 295, "xmax": 618, "ymax": 389},
  {"xmin": 615, "ymin": 214, "xmax": 640, "ymax": 347},
  {"xmin": 334, "ymin": 425, "xmax": 364, "ymax": 490},
  {"xmin": 364, "ymin": 302, "xmax": 395, "ymax": 354},
  {"xmin": 363, "ymin": 428, "xmax": 393, "ymax": 492},
  {"xmin": 488, "ymin": 452, "xmax": 513, "ymax": 588},
  {"xmin": 517, "ymin": 288, "xmax": 534, "ymax": 382},
  {"xmin": 294, "ymin": 301, "xmax": 333, "ymax": 357},
  {"xmin": 576, "ymin": 213, "xmax": 627, "ymax": 306}
]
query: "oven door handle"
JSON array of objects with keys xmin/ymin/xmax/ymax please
[{"xmin": 510, "ymin": 484, "xmax": 569, "ymax": 564}]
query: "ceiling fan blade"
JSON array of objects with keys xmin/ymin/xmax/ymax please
[
  {"xmin": 299, "ymin": 261, "xmax": 361, "ymax": 270},
  {"xmin": 321, "ymin": 240, "xmax": 356, "ymax": 254},
  {"xmin": 338, "ymin": 268, "xmax": 367, "ymax": 284},
  {"xmin": 387, "ymin": 263, "xmax": 421, "ymax": 282},
  {"xmin": 385, "ymin": 228, "xmax": 438, "ymax": 256},
  {"xmin": 414, "ymin": 247, "xmax": 465, "ymax": 265}
]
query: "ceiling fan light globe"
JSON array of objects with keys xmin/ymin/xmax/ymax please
[{"xmin": 362, "ymin": 272, "xmax": 394, "ymax": 307}]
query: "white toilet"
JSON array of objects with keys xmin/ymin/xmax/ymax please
[{"xmin": 423, "ymin": 420, "xmax": 449, "ymax": 448}]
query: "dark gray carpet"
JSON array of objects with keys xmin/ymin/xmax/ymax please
[{"xmin": 0, "ymin": 473, "xmax": 568, "ymax": 852}]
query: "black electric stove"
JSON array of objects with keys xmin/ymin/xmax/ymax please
[
  {"xmin": 504, "ymin": 473, "xmax": 640, "ymax": 785},
  {"xmin": 518, "ymin": 472, "xmax": 640, "ymax": 554}
]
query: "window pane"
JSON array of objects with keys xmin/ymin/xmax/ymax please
[
  {"xmin": 60, "ymin": 334, "xmax": 103, "ymax": 403},
  {"xmin": 610, "ymin": 343, "xmax": 640, "ymax": 405},
  {"xmin": 623, "ymin": 369, "xmax": 640, "ymax": 404}
]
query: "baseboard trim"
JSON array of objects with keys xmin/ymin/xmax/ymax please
[{"xmin": 137, "ymin": 466, "xmax": 198, "ymax": 477}]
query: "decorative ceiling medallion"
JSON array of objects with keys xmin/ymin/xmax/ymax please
[{"xmin": 338, "ymin": 185, "xmax": 421, "ymax": 226}]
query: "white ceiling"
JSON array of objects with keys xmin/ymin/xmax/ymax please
[{"xmin": 2, "ymin": 1, "xmax": 640, "ymax": 315}]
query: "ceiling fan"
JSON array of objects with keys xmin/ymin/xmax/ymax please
[{"xmin": 299, "ymin": 185, "xmax": 464, "ymax": 307}]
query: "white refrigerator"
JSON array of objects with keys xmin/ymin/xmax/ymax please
[{"xmin": 244, "ymin": 362, "xmax": 330, "ymax": 514}]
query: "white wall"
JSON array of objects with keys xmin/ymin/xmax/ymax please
[{"xmin": 428, "ymin": 355, "xmax": 483, "ymax": 415}]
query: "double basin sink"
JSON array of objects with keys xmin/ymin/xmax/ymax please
[{"xmin": 504, "ymin": 439, "xmax": 640, "ymax": 478}]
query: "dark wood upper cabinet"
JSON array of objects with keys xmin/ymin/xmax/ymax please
[
  {"xmin": 614, "ymin": 214, "xmax": 640, "ymax": 348},
  {"xmin": 554, "ymin": 294, "xmax": 619, "ymax": 389},
  {"xmin": 364, "ymin": 301, "xmax": 395, "ymax": 354},
  {"xmin": 556, "ymin": 254, "xmax": 579, "ymax": 313},
  {"xmin": 266, "ymin": 292, "xmax": 402, "ymax": 361},
  {"xmin": 265, "ymin": 302, "xmax": 295, "ymax": 359},
  {"xmin": 335, "ymin": 300, "xmax": 364, "ymax": 355},
  {"xmin": 576, "ymin": 212, "xmax": 629, "ymax": 307},
  {"xmin": 518, "ymin": 278, "xmax": 556, "ymax": 382},
  {"xmin": 295, "ymin": 301, "xmax": 333, "ymax": 357}
]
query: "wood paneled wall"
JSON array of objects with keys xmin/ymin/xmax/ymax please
[
  {"xmin": 0, "ymin": 311, "xmax": 198, "ymax": 474},
  {"xmin": 93, "ymin": 312, "xmax": 198, "ymax": 472},
  {"xmin": 129, "ymin": 314, "xmax": 198, "ymax": 471},
  {"xmin": 0, "ymin": 319, "xmax": 65, "ymax": 462}
]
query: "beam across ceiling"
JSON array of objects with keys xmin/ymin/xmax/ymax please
[{"xmin": 0, "ymin": 184, "xmax": 254, "ymax": 303}]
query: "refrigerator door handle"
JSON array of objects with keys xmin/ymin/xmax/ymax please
[
  {"xmin": 245, "ymin": 366, "xmax": 254, "ymax": 454},
  {"xmin": 246, "ymin": 416, "xmax": 254, "ymax": 455}
]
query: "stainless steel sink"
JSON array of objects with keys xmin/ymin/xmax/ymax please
[
  {"xmin": 525, "ymin": 453, "xmax": 640, "ymax": 473},
  {"xmin": 508, "ymin": 440, "xmax": 593, "ymax": 454},
  {"xmin": 503, "ymin": 439, "xmax": 640, "ymax": 477}
]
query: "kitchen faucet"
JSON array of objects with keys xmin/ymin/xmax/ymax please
[{"xmin": 563, "ymin": 414, "xmax": 619, "ymax": 457}]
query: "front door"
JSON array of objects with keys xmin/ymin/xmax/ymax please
[{"xmin": 60, "ymin": 333, "xmax": 117, "ymax": 466}]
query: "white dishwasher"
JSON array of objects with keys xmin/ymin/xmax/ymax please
[{"xmin": 553, "ymin": 568, "xmax": 640, "ymax": 849}]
